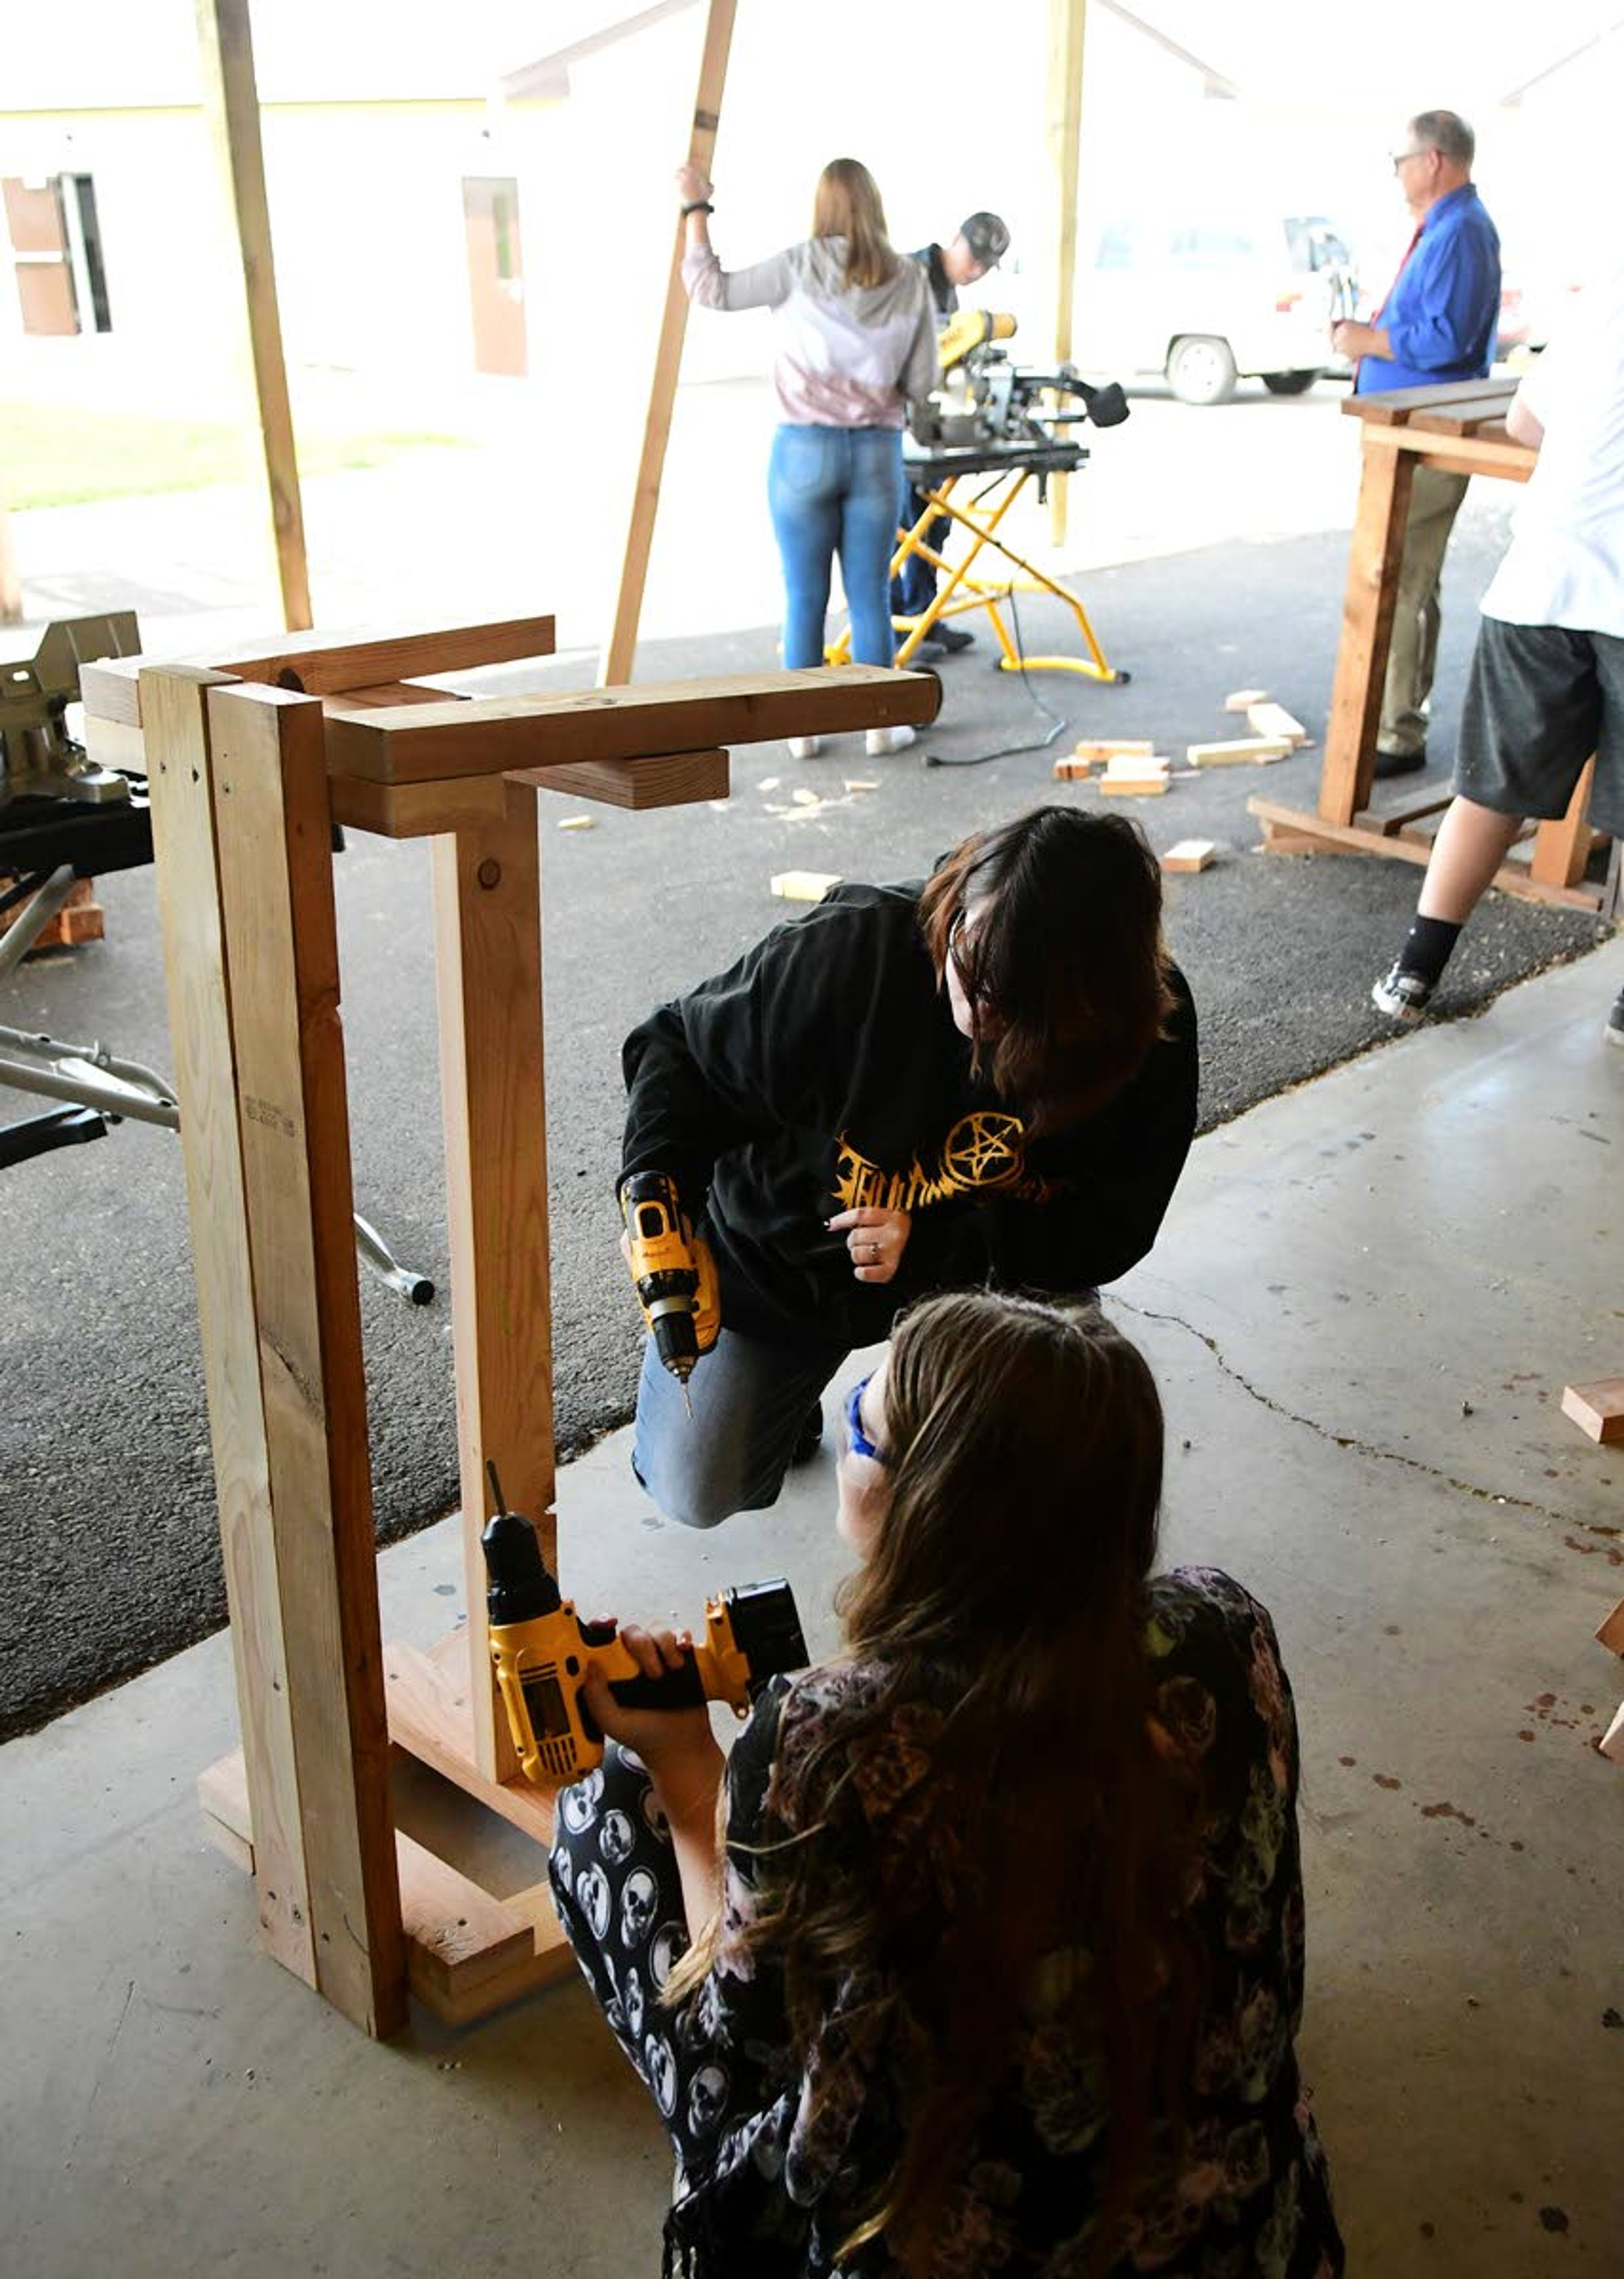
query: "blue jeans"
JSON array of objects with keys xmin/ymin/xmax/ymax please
[
  {"xmin": 892, "ymin": 472, "xmax": 950, "ymax": 619},
  {"xmin": 768, "ymin": 424, "xmax": 903, "ymax": 669},
  {"xmin": 632, "ymin": 1321, "xmax": 851, "ymax": 1530}
]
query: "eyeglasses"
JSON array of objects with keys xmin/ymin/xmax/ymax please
[
  {"xmin": 1391, "ymin": 147, "xmax": 1431, "ymax": 172},
  {"xmin": 843, "ymin": 1373, "xmax": 888, "ymax": 1464}
]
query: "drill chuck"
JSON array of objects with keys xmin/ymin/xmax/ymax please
[{"xmin": 480, "ymin": 1505, "xmax": 561, "ymax": 1626}]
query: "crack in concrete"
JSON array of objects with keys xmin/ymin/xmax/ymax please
[{"xmin": 1115, "ymin": 1297, "xmax": 1613, "ymax": 1541}]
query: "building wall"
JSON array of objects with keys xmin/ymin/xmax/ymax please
[{"xmin": 0, "ymin": 96, "xmax": 561, "ymax": 403}]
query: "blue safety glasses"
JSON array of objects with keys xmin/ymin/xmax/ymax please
[{"xmin": 843, "ymin": 1373, "xmax": 888, "ymax": 1464}]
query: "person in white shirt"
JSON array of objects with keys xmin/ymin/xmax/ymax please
[
  {"xmin": 1372, "ymin": 257, "xmax": 1624, "ymax": 1045},
  {"xmin": 676, "ymin": 156, "xmax": 938, "ymax": 762}
]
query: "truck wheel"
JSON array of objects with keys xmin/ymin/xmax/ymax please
[
  {"xmin": 1166, "ymin": 335, "xmax": 1238, "ymax": 406},
  {"xmin": 1262, "ymin": 370, "xmax": 1319, "ymax": 396}
]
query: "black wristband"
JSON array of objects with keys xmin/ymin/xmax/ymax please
[{"xmin": 681, "ymin": 200, "xmax": 714, "ymax": 217}]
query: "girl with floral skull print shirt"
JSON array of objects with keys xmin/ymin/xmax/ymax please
[{"xmin": 548, "ymin": 1293, "xmax": 1343, "ymax": 2279}]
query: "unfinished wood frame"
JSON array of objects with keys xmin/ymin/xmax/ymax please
[
  {"xmin": 90, "ymin": 620, "xmax": 938, "ymax": 2035},
  {"xmin": 1251, "ymin": 382, "xmax": 1614, "ymax": 917}
]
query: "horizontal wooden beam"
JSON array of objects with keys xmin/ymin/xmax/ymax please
[
  {"xmin": 198, "ymin": 1746, "xmax": 575, "ymax": 2026},
  {"xmin": 512, "ymin": 747, "xmax": 729, "ymax": 809},
  {"xmin": 323, "ymin": 666, "xmax": 942, "ymax": 785},
  {"xmin": 1361, "ymin": 425, "xmax": 1535, "ymax": 483},
  {"xmin": 384, "ymin": 1638, "xmax": 557, "ymax": 1849},
  {"xmin": 1343, "ymin": 377, "xmax": 1517, "ymax": 427},
  {"xmin": 1248, "ymin": 795, "xmax": 1606, "ymax": 912},
  {"xmin": 1405, "ymin": 410, "xmax": 1515, "ymax": 441},
  {"xmin": 79, "ymin": 614, "xmax": 558, "ymax": 729},
  {"xmin": 329, "ymin": 772, "xmax": 510, "ymax": 839}
]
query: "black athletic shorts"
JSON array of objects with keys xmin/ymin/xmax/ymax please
[{"xmin": 1454, "ymin": 614, "xmax": 1624, "ymax": 838}]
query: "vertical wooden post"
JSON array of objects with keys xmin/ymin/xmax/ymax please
[
  {"xmin": 144, "ymin": 665, "xmax": 317, "ymax": 2000},
  {"xmin": 431, "ymin": 782, "xmax": 554, "ymax": 1783},
  {"xmin": 1046, "ymin": 0, "xmax": 1088, "ymax": 547},
  {"xmin": 598, "ymin": 0, "xmax": 737, "ymax": 687},
  {"xmin": 0, "ymin": 488, "xmax": 21, "ymax": 623},
  {"xmin": 1319, "ymin": 437, "xmax": 1415, "ymax": 824},
  {"xmin": 146, "ymin": 664, "xmax": 406, "ymax": 2037},
  {"xmin": 195, "ymin": 0, "xmax": 313, "ymax": 632}
]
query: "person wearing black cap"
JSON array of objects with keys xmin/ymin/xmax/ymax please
[{"xmin": 894, "ymin": 210, "xmax": 1012, "ymax": 650}]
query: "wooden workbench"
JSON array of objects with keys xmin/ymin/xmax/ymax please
[
  {"xmin": 1251, "ymin": 379, "xmax": 1611, "ymax": 915},
  {"xmin": 80, "ymin": 618, "xmax": 939, "ymax": 2036}
]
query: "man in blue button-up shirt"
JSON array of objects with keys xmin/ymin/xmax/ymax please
[{"xmin": 1332, "ymin": 111, "xmax": 1502, "ymax": 778}]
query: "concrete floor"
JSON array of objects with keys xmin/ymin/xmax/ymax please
[{"xmin": 4, "ymin": 938, "xmax": 1622, "ymax": 2277}]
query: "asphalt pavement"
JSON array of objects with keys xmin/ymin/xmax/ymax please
[{"xmin": 0, "ymin": 508, "xmax": 1610, "ymax": 1738}]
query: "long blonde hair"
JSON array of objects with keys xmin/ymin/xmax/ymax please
[
  {"xmin": 811, "ymin": 156, "xmax": 899, "ymax": 290},
  {"xmin": 668, "ymin": 1293, "xmax": 1204, "ymax": 2276}
]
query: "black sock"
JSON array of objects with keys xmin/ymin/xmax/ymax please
[{"xmin": 1399, "ymin": 914, "xmax": 1462, "ymax": 986}]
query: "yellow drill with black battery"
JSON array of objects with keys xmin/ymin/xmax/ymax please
[
  {"xmin": 620, "ymin": 1169, "xmax": 721, "ymax": 1415},
  {"xmin": 480, "ymin": 1465, "xmax": 808, "ymax": 1787}
]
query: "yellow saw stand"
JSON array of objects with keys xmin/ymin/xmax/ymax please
[{"xmin": 827, "ymin": 439, "xmax": 1122, "ymax": 683}]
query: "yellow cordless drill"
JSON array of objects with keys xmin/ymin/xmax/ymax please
[
  {"xmin": 480, "ymin": 1466, "xmax": 808, "ymax": 1786},
  {"xmin": 620, "ymin": 1169, "xmax": 720, "ymax": 1414}
]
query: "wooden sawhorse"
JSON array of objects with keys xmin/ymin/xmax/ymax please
[
  {"xmin": 1250, "ymin": 378, "xmax": 1614, "ymax": 918},
  {"xmin": 81, "ymin": 618, "xmax": 938, "ymax": 2035}
]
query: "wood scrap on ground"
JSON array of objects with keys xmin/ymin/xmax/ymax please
[
  {"xmin": 1246, "ymin": 701, "xmax": 1311, "ymax": 747},
  {"xmin": 1100, "ymin": 756, "xmax": 1171, "ymax": 797},
  {"xmin": 1561, "ymin": 1377, "xmax": 1624, "ymax": 1444},
  {"xmin": 771, "ymin": 871, "xmax": 842, "ymax": 902},
  {"xmin": 1224, "ymin": 687, "xmax": 1270, "ymax": 712},
  {"xmin": 1161, "ymin": 839, "xmax": 1217, "ymax": 872},
  {"xmin": 1188, "ymin": 736, "xmax": 1294, "ymax": 768},
  {"xmin": 1071, "ymin": 737, "xmax": 1155, "ymax": 762}
]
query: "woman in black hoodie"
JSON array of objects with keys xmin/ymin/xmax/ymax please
[{"xmin": 620, "ymin": 805, "xmax": 1198, "ymax": 1529}]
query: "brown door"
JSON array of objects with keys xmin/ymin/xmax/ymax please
[
  {"xmin": 462, "ymin": 176, "xmax": 527, "ymax": 377},
  {"xmin": 4, "ymin": 178, "xmax": 79, "ymax": 335}
]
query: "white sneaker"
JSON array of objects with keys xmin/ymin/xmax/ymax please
[
  {"xmin": 865, "ymin": 724, "xmax": 915, "ymax": 757},
  {"xmin": 787, "ymin": 735, "xmax": 822, "ymax": 760}
]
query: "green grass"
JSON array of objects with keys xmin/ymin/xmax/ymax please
[{"xmin": 0, "ymin": 400, "xmax": 469, "ymax": 509}]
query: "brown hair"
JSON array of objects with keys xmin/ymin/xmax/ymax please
[
  {"xmin": 674, "ymin": 1292, "xmax": 1203, "ymax": 2274},
  {"xmin": 811, "ymin": 156, "xmax": 899, "ymax": 290},
  {"xmin": 918, "ymin": 804, "xmax": 1178, "ymax": 1137}
]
